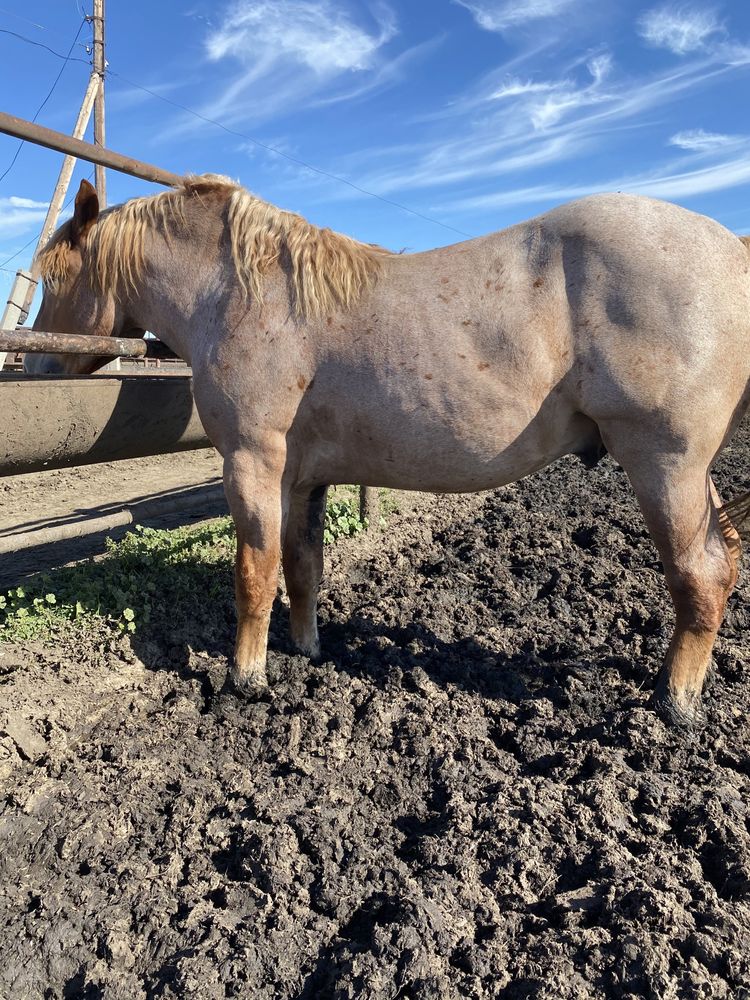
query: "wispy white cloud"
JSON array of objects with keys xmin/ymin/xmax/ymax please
[
  {"xmin": 669, "ymin": 127, "xmax": 740, "ymax": 150},
  {"xmin": 311, "ymin": 33, "xmax": 444, "ymax": 108},
  {"xmin": 527, "ymin": 54, "xmax": 613, "ymax": 128},
  {"xmin": 587, "ymin": 53, "xmax": 612, "ymax": 84},
  {"xmin": 344, "ymin": 53, "xmax": 727, "ymax": 196},
  {"xmin": 166, "ymin": 0, "xmax": 401, "ymax": 134},
  {"xmin": 0, "ymin": 196, "xmax": 48, "ymax": 238},
  {"xmin": 353, "ymin": 134, "xmax": 584, "ymax": 196},
  {"xmin": 453, "ymin": 0, "xmax": 577, "ymax": 33},
  {"xmin": 638, "ymin": 4, "xmax": 722, "ymax": 55},
  {"xmin": 6, "ymin": 197, "xmax": 47, "ymax": 210},
  {"xmin": 442, "ymin": 144, "xmax": 750, "ymax": 212},
  {"xmin": 206, "ymin": 0, "xmax": 395, "ymax": 71},
  {"xmin": 488, "ymin": 77, "xmax": 560, "ymax": 100}
]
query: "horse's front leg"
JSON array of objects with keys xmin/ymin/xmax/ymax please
[
  {"xmin": 282, "ymin": 485, "xmax": 328, "ymax": 658},
  {"xmin": 223, "ymin": 449, "xmax": 284, "ymax": 695}
]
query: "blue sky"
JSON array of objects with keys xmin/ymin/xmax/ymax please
[{"xmin": 2, "ymin": 0, "xmax": 750, "ymax": 310}]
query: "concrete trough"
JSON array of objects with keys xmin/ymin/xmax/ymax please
[{"xmin": 0, "ymin": 373, "xmax": 211, "ymax": 476}]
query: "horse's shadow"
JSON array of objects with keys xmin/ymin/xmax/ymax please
[{"xmin": 129, "ymin": 590, "xmax": 651, "ymax": 729}]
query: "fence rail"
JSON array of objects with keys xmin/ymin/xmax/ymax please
[
  {"xmin": 0, "ymin": 111, "xmax": 182, "ymax": 188},
  {"xmin": 0, "ymin": 328, "xmax": 179, "ymax": 360}
]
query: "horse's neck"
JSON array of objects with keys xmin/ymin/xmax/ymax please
[{"xmin": 126, "ymin": 223, "xmax": 225, "ymax": 362}]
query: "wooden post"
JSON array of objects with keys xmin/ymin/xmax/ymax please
[
  {"xmin": 92, "ymin": 0, "xmax": 106, "ymax": 206},
  {"xmin": 0, "ymin": 270, "xmax": 36, "ymax": 370},
  {"xmin": 0, "ymin": 75, "xmax": 99, "ymax": 371},
  {"xmin": 359, "ymin": 486, "xmax": 380, "ymax": 532},
  {"xmin": 32, "ymin": 74, "xmax": 99, "ymax": 270}
]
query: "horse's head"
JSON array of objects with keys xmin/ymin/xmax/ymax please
[{"xmin": 25, "ymin": 179, "xmax": 134, "ymax": 374}]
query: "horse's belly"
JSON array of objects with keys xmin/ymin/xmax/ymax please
[{"xmin": 297, "ymin": 390, "xmax": 592, "ymax": 492}]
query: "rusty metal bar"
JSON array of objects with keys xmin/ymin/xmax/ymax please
[
  {"xmin": 0, "ymin": 374, "xmax": 210, "ymax": 476},
  {"xmin": 0, "ymin": 111, "xmax": 183, "ymax": 188},
  {"xmin": 0, "ymin": 329, "xmax": 179, "ymax": 360}
]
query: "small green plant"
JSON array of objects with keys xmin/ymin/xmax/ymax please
[
  {"xmin": 324, "ymin": 495, "xmax": 365, "ymax": 543},
  {"xmin": 0, "ymin": 518, "xmax": 237, "ymax": 642},
  {"xmin": 0, "ymin": 487, "xmax": 396, "ymax": 643}
]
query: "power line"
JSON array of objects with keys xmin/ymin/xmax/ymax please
[
  {"xmin": 0, "ymin": 18, "xmax": 88, "ymax": 186},
  {"xmin": 106, "ymin": 68, "xmax": 473, "ymax": 240},
  {"xmin": 0, "ymin": 26, "xmax": 89, "ymax": 64},
  {"xmin": 0, "ymin": 6, "xmax": 46, "ymax": 29}
]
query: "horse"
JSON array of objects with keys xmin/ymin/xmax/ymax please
[{"xmin": 26, "ymin": 175, "xmax": 750, "ymax": 726}]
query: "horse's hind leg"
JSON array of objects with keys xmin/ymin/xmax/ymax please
[
  {"xmin": 282, "ymin": 485, "xmax": 327, "ymax": 658},
  {"xmin": 223, "ymin": 450, "xmax": 283, "ymax": 696},
  {"xmin": 618, "ymin": 449, "xmax": 739, "ymax": 725}
]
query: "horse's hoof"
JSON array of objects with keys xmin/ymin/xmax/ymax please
[
  {"xmin": 653, "ymin": 678, "xmax": 705, "ymax": 729},
  {"xmin": 225, "ymin": 668, "xmax": 271, "ymax": 700},
  {"xmin": 291, "ymin": 635, "xmax": 321, "ymax": 661}
]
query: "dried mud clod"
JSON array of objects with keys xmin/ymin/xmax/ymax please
[{"xmin": 1, "ymin": 427, "xmax": 750, "ymax": 999}]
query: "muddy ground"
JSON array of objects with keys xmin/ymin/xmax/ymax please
[{"xmin": 1, "ymin": 426, "xmax": 750, "ymax": 999}]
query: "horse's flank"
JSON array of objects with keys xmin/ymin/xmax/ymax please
[
  {"xmin": 722, "ymin": 234, "xmax": 750, "ymax": 537},
  {"xmin": 37, "ymin": 173, "xmax": 390, "ymax": 318}
]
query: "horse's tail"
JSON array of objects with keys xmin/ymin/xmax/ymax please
[
  {"xmin": 723, "ymin": 493, "xmax": 750, "ymax": 537},
  {"xmin": 720, "ymin": 235, "xmax": 750, "ymax": 535}
]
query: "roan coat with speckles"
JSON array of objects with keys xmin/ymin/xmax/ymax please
[{"xmin": 28, "ymin": 176, "xmax": 750, "ymax": 725}]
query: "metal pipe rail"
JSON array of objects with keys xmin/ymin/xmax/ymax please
[
  {"xmin": 0, "ymin": 111, "xmax": 182, "ymax": 188},
  {"xmin": 0, "ymin": 329, "xmax": 179, "ymax": 360}
]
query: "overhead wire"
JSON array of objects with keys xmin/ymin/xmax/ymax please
[
  {"xmin": 0, "ymin": 17, "xmax": 88, "ymax": 185},
  {"xmin": 105, "ymin": 69, "xmax": 473, "ymax": 240},
  {"xmin": 0, "ymin": 26, "xmax": 89, "ymax": 64},
  {"xmin": 0, "ymin": 7, "xmax": 46, "ymax": 30}
]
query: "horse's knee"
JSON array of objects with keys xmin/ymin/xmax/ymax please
[
  {"xmin": 235, "ymin": 542, "xmax": 279, "ymax": 616},
  {"xmin": 222, "ymin": 451, "xmax": 285, "ymax": 690}
]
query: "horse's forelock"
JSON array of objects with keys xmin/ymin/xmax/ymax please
[{"xmin": 37, "ymin": 223, "xmax": 76, "ymax": 291}]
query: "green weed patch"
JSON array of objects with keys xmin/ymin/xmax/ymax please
[{"xmin": 0, "ymin": 488, "xmax": 394, "ymax": 643}]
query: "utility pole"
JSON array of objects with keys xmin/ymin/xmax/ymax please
[
  {"xmin": 92, "ymin": 0, "xmax": 106, "ymax": 206},
  {"xmin": 0, "ymin": 76, "xmax": 99, "ymax": 371},
  {"xmin": 0, "ymin": 4, "xmax": 108, "ymax": 370}
]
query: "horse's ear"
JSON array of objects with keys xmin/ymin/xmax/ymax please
[{"xmin": 71, "ymin": 179, "xmax": 99, "ymax": 244}]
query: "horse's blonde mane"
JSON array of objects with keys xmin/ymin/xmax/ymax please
[{"xmin": 37, "ymin": 174, "xmax": 389, "ymax": 317}]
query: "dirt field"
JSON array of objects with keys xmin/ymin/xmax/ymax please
[
  {"xmin": 0, "ymin": 449, "xmax": 225, "ymax": 584},
  {"xmin": 1, "ymin": 426, "xmax": 749, "ymax": 999}
]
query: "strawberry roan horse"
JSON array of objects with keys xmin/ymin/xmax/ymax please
[{"xmin": 27, "ymin": 176, "xmax": 750, "ymax": 726}]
